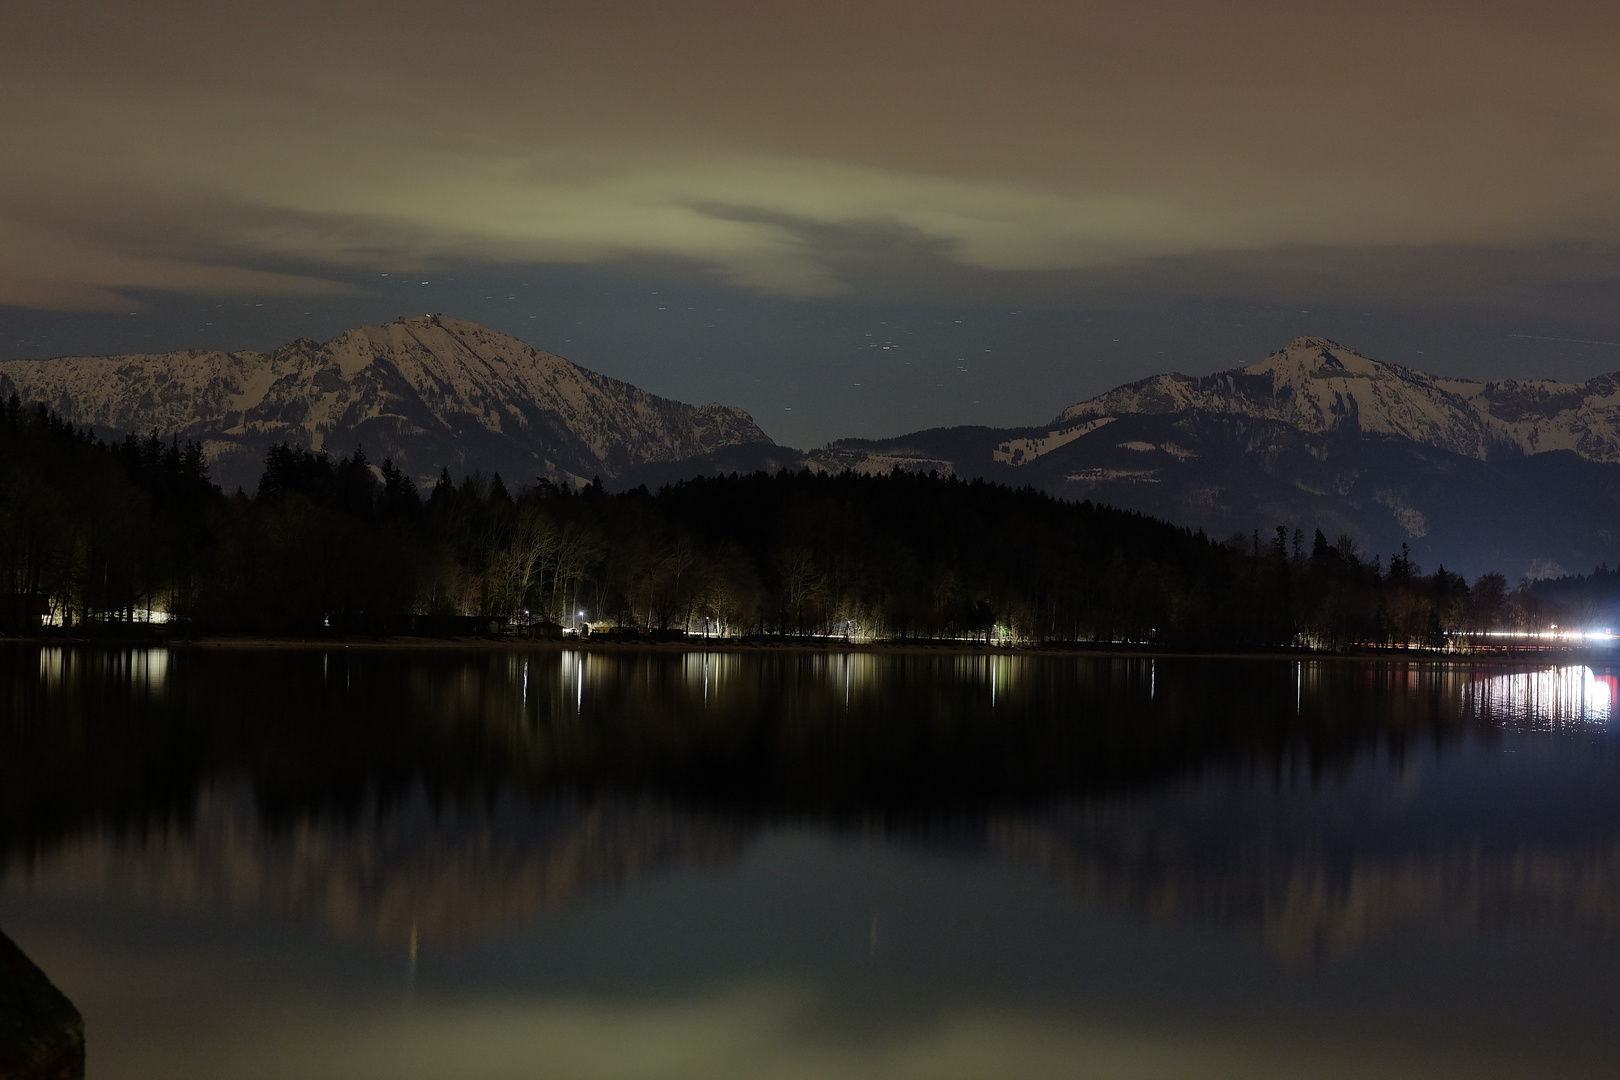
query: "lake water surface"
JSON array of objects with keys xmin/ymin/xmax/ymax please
[{"xmin": 3, "ymin": 646, "xmax": 1619, "ymax": 1079}]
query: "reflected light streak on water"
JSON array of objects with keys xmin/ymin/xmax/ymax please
[
  {"xmin": 25, "ymin": 649, "xmax": 1619, "ymax": 740},
  {"xmin": 38, "ymin": 646, "xmax": 168, "ymax": 694},
  {"xmin": 952, "ymin": 652, "xmax": 1025, "ymax": 708},
  {"xmin": 1470, "ymin": 665, "xmax": 1616, "ymax": 728}
]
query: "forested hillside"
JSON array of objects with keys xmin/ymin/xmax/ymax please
[{"xmin": 0, "ymin": 397, "xmax": 1596, "ymax": 648}]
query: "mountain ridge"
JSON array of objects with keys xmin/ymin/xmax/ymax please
[
  {"xmin": 1009, "ymin": 336, "xmax": 1620, "ymax": 466},
  {"xmin": 805, "ymin": 337, "xmax": 1620, "ymax": 577},
  {"xmin": 4, "ymin": 322, "xmax": 1619, "ymax": 576},
  {"xmin": 0, "ymin": 314, "xmax": 774, "ymax": 490}
]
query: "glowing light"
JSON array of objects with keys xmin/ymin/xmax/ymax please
[
  {"xmin": 1471, "ymin": 628, "xmax": 1619, "ymax": 646},
  {"xmin": 1470, "ymin": 665, "xmax": 1615, "ymax": 728}
]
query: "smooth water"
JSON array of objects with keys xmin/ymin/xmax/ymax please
[{"xmin": 3, "ymin": 647, "xmax": 1619, "ymax": 1079}]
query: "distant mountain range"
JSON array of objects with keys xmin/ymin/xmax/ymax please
[
  {"xmin": 0, "ymin": 314, "xmax": 789, "ymax": 492},
  {"xmin": 798, "ymin": 337, "xmax": 1620, "ymax": 578},
  {"xmin": 3, "ymin": 321, "xmax": 1618, "ymax": 577}
]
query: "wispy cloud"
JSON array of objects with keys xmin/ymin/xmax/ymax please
[{"xmin": 3, "ymin": 0, "xmax": 1619, "ymax": 309}]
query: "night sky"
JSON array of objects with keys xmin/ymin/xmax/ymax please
[{"xmin": 4, "ymin": 0, "xmax": 1619, "ymax": 448}]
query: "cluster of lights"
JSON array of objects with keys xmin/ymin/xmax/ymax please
[{"xmin": 1475, "ymin": 627, "xmax": 1617, "ymax": 643}]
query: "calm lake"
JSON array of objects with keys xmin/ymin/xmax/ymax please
[{"xmin": 3, "ymin": 646, "xmax": 1620, "ymax": 1079}]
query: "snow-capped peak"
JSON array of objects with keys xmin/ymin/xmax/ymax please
[
  {"xmin": 0, "ymin": 315, "xmax": 774, "ymax": 489},
  {"xmin": 1009, "ymin": 336, "xmax": 1620, "ymax": 467}
]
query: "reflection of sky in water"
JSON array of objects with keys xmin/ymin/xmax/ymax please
[
  {"xmin": 15, "ymin": 822, "xmax": 1620, "ymax": 1080},
  {"xmin": 1470, "ymin": 665, "xmax": 1617, "ymax": 728},
  {"xmin": 8, "ymin": 649, "xmax": 1620, "ymax": 1078}
]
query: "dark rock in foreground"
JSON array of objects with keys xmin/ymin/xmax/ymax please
[{"xmin": 0, "ymin": 929, "xmax": 83, "ymax": 1080}]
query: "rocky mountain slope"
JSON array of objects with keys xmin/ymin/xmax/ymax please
[
  {"xmin": 809, "ymin": 338, "xmax": 1620, "ymax": 577},
  {"xmin": 0, "ymin": 315, "xmax": 776, "ymax": 491}
]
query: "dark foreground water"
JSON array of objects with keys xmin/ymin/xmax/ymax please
[{"xmin": 3, "ymin": 647, "xmax": 1620, "ymax": 1079}]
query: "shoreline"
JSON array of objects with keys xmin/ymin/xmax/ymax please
[{"xmin": 3, "ymin": 633, "xmax": 1616, "ymax": 666}]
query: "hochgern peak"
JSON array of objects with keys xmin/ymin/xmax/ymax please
[{"xmin": 0, "ymin": 316, "xmax": 774, "ymax": 491}]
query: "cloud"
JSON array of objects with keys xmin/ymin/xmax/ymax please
[
  {"xmin": 0, "ymin": 218, "xmax": 354, "ymax": 311},
  {"xmin": 0, "ymin": 99, "xmax": 1261, "ymax": 302},
  {"xmin": 208, "ymin": 147, "xmax": 1255, "ymax": 296},
  {"xmin": 3, "ymin": 0, "xmax": 1620, "ymax": 308}
]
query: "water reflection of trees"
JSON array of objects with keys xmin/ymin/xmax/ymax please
[
  {"xmin": 995, "ymin": 775, "xmax": 1620, "ymax": 961},
  {"xmin": 4, "ymin": 647, "xmax": 1618, "ymax": 951},
  {"xmin": 8, "ymin": 785, "xmax": 746, "ymax": 944}
]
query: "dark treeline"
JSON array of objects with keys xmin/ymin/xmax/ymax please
[
  {"xmin": 0, "ymin": 398, "xmax": 1608, "ymax": 648},
  {"xmin": 0, "ymin": 398, "xmax": 216, "ymax": 631}
]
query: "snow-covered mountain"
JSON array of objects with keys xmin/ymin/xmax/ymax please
[
  {"xmin": 1005, "ymin": 337, "xmax": 1620, "ymax": 466},
  {"xmin": 809, "ymin": 337, "xmax": 1620, "ymax": 577},
  {"xmin": 5, "ymin": 321, "xmax": 1618, "ymax": 576},
  {"xmin": 0, "ymin": 314, "xmax": 776, "ymax": 490}
]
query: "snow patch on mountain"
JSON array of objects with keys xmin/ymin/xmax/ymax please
[{"xmin": 992, "ymin": 416, "xmax": 1115, "ymax": 464}]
